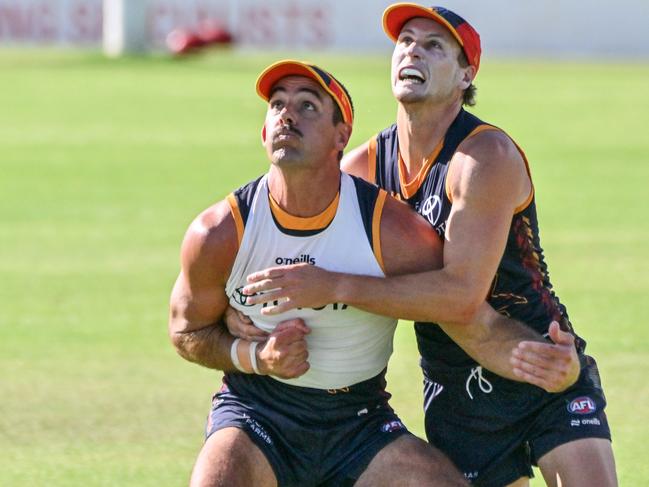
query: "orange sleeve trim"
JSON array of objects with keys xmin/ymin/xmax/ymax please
[
  {"xmin": 226, "ymin": 193, "xmax": 244, "ymax": 246},
  {"xmin": 445, "ymin": 125, "xmax": 500, "ymax": 202},
  {"xmin": 372, "ymin": 190, "xmax": 388, "ymax": 275},
  {"xmin": 367, "ymin": 136, "xmax": 377, "ymax": 184},
  {"xmin": 512, "ymin": 140, "xmax": 534, "ymax": 213}
]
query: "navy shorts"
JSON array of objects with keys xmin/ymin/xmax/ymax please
[
  {"xmin": 205, "ymin": 370, "xmax": 410, "ymax": 487},
  {"xmin": 421, "ymin": 354, "xmax": 611, "ymax": 487}
]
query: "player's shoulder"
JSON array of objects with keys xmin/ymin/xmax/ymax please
[
  {"xmin": 183, "ymin": 198, "xmax": 237, "ymax": 261},
  {"xmin": 457, "ymin": 127, "xmax": 523, "ymax": 170}
]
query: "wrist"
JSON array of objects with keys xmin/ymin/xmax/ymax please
[
  {"xmin": 230, "ymin": 338, "xmax": 247, "ymax": 372},
  {"xmin": 231, "ymin": 338, "xmax": 266, "ymax": 375},
  {"xmin": 331, "ymin": 272, "xmax": 352, "ymax": 304}
]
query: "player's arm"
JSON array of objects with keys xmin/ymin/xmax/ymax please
[
  {"xmin": 168, "ymin": 200, "xmax": 310, "ymax": 378},
  {"xmin": 168, "ymin": 200, "xmax": 244, "ymax": 371},
  {"xmin": 378, "ymin": 193, "xmax": 576, "ymax": 389}
]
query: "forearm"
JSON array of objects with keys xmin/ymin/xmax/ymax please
[
  {"xmin": 438, "ymin": 303, "xmax": 545, "ymax": 381},
  {"xmin": 333, "ymin": 269, "xmax": 477, "ymax": 324},
  {"xmin": 172, "ymin": 320, "xmax": 232, "ymax": 370}
]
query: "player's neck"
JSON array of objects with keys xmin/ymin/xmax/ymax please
[
  {"xmin": 396, "ymin": 99, "xmax": 462, "ymax": 174},
  {"xmin": 267, "ymin": 164, "xmax": 341, "ymax": 218}
]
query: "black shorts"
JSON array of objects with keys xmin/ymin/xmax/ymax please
[
  {"xmin": 205, "ymin": 371, "xmax": 410, "ymax": 487},
  {"xmin": 421, "ymin": 354, "xmax": 611, "ymax": 487}
]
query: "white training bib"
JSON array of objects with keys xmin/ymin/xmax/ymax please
[{"xmin": 226, "ymin": 173, "xmax": 396, "ymax": 389}]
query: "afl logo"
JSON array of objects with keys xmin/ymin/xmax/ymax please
[
  {"xmin": 567, "ymin": 396, "xmax": 596, "ymax": 415},
  {"xmin": 420, "ymin": 195, "xmax": 442, "ymax": 225}
]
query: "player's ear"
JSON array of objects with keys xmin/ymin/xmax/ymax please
[
  {"xmin": 459, "ymin": 65, "xmax": 475, "ymax": 90},
  {"xmin": 335, "ymin": 122, "xmax": 352, "ymax": 152}
]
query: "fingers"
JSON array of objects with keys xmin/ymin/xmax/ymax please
[
  {"xmin": 271, "ymin": 323, "xmax": 308, "ymax": 344},
  {"xmin": 274, "ymin": 318, "xmax": 311, "ymax": 335},
  {"xmin": 224, "ymin": 305, "xmax": 267, "ymax": 341},
  {"xmin": 548, "ymin": 321, "xmax": 575, "ymax": 346},
  {"xmin": 260, "ymin": 300, "xmax": 297, "ymax": 315},
  {"xmin": 246, "ymin": 266, "xmax": 287, "ymax": 284},
  {"xmin": 511, "ymin": 341, "xmax": 580, "ymax": 392},
  {"xmin": 511, "ymin": 363, "xmax": 554, "ymax": 391},
  {"xmin": 242, "ymin": 279, "xmax": 283, "ymax": 299},
  {"xmin": 515, "ymin": 341, "xmax": 569, "ymax": 362},
  {"xmin": 512, "ymin": 348, "xmax": 569, "ymax": 370},
  {"xmin": 238, "ymin": 323, "xmax": 269, "ymax": 342},
  {"xmin": 235, "ymin": 309, "xmax": 253, "ymax": 324}
]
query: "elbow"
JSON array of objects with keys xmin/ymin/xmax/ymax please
[
  {"xmin": 444, "ymin": 295, "xmax": 484, "ymax": 328},
  {"xmin": 170, "ymin": 328, "xmax": 195, "ymax": 363},
  {"xmin": 168, "ymin": 317, "xmax": 197, "ymax": 363}
]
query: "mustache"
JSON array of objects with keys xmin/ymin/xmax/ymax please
[{"xmin": 274, "ymin": 124, "xmax": 303, "ymax": 138}]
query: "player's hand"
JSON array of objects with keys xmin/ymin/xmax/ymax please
[
  {"xmin": 243, "ymin": 264, "xmax": 339, "ymax": 315},
  {"xmin": 224, "ymin": 305, "xmax": 268, "ymax": 342},
  {"xmin": 257, "ymin": 319, "xmax": 311, "ymax": 379},
  {"xmin": 510, "ymin": 321, "xmax": 580, "ymax": 393}
]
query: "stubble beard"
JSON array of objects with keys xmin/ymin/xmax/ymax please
[{"xmin": 271, "ymin": 146, "xmax": 303, "ymax": 166}]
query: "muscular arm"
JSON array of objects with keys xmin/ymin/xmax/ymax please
[
  {"xmin": 169, "ymin": 200, "xmax": 311, "ymax": 378},
  {"xmin": 168, "ymin": 200, "xmax": 241, "ymax": 371}
]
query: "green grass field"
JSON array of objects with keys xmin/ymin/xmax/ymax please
[{"xmin": 1, "ymin": 49, "xmax": 648, "ymax": 486}]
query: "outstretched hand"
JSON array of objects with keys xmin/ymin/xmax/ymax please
[
  {"xmin": 243, "ymin": 263, "xmax": 338, "ymax": 315},
  {"xmin": 510, "ymin": 321, "xmax": 580, "ymax": 393}
]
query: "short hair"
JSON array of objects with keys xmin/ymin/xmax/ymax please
[
  {"xmin": 329, "ymin": 80, "xmax": 354, "ymax": 161},
  {"xmin": 458, "ymin": 51, "xmax": 477, "ymax": 107},
  {"xmin": 331, "ymin": 80, "xmax": 354, "ymax": 126}
]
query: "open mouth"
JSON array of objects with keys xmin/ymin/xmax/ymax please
[{"xmin": 399, "ymin": 67, "xmax": 425, "ymax": 84}]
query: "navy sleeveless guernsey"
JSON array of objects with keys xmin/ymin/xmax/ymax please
[{"xmin": 369, "ymin": 109, "xmax": 585, "ymax": 368}]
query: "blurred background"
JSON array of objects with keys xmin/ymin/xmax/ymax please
[{"xmin": 1, "ymin": 1, "xmax": 648, "ymax": 486}]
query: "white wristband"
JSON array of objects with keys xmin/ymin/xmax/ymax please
[
  {"xmin": 230, "ymin": 338, "xmax": 245, "ymax": 372},
  {"xmin": 249, "ymin": 341, "xmax": 261, "ymax": 375}
]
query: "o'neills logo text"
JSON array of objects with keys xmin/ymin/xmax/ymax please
[{"xmin": 275, "ymin": 254, "xmax": 316, "ymax": 265}]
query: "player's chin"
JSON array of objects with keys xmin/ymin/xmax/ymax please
[
  {"xmin": 271, "ymin": 147, "xmax": 302, "ymax": 165},
  {"xmin": 392, "ymin": 85, "xmax": 428, "ymax": 104}
]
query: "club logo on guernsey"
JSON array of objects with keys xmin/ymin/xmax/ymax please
[
  {"xmin": 419, "ymin": 195, "xmax": 443, "ymax": 226},
  {"xmin": 567, "ymin": 396, "xmax": 596, "ymax": 415},
  {"xmin": 274, "ymin": 254, "xmax": 316, "ymax": 265},
  {"xmin": 233, "ymin": 287, "xmax": 256, "ymax": 307}
]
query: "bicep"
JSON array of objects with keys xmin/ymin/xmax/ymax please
[
  {"xmin": 169, "ymin": 270, "xmax": 230, "ymax": 333},
  {"xmin": 169, "ymin": 201, "xmax": 239, "ymax": 333},
  {"xmin": 444, "ymin": 141, "xmax": 528, "ymax": 299}
]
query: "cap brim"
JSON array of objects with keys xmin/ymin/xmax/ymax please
[
  {"xmin": 256, "ymin": 59, "xmax": 353, "ymax": 125},
  {"xmin": 382, "ymin": 3, "xmax": 464, "ymax": 47},
  {"xmin": 256, "ymin": 61, "xmax": 320, "ymax": 101}
]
